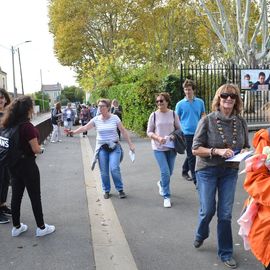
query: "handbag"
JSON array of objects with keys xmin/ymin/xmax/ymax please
[{"xmin": 170, "ymin": 129, "xmax": 186, "ymax": 154}]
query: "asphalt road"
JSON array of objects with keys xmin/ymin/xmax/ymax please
[
  {"xmin": 0, "ymin": 122, "xmax": 264, "ymax": 270},
  {"xmin": 88, "ymin": 129, "xmax": 262, "ymax": 270}
]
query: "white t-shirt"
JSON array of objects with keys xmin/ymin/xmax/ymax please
[{"xmin": 90, "ymin": 114, "xmax": 121, "ymax": 142}]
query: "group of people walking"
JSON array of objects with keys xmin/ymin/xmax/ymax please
[
  {"xmin": 0, "ymin": 80, "xmax": 269, "ymax": 270},
  {"xmin": 146, "ymin": 80, "xmax": 268, "ymax": 269}
]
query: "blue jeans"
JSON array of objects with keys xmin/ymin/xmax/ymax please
[
  {"xmin": 195, "ymin": 166, "xmax": 238, "ymax": 261},
  {"xmin": 154, "ymin": 149, "xmax": 177, "ymax": 198},
  {"xmin": 98, "ymin": 145, "xmax": 123, "ymax": 193},
  {"xmin": 182, "ymin": 135, "xmax": 196, "ymax": 180}
]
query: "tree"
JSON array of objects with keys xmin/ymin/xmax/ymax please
[
  {"xmin": 48, "ymin": 0, "xmax": 210, "ymax": 88},
  {"xmin": 60, "ymin": 86, "xmax": 85, "ymax": 103},
  {"xmin": 196, "ymin": 0, "xmax": 270, "ymax": 66},
  {"xmin": 33, "ymin": 91, "xmax": 50, "ymax": 101}
]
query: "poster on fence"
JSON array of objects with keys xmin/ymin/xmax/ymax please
[{"xmin": 241, "ymin": 69, "xmax": 270, "ymax": 90}]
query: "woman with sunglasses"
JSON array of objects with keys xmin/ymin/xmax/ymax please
[
  {"xmin": 192, "ymin": 84, "xmax": 250, "ymax": 268},
  {"xmin": 147, "ymin": 92, "xmax": 180, "ymax": 208}
]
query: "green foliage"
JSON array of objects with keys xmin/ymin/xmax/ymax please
[
  {"xmin": 34, "ymin": 91, "xmax": 50, "ymax": 101},
  {"xmin": 60, "ymin": 86, "xmax": 85, "ymax": 103},
  {"xmin": 162, "ymin": 74, "xmax": 183, "ymax": 109},
  {"xmin": 91, "ymin": 64, "xmax": 180, "ymax": 136},
  {"xmin": 34, "ymin": 99, "xmax": 50, "ymax": 112}
]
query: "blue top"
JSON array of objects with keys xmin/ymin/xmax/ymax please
[{"xmin": 175, "ymin": 97, "xmax": 205, "ymax": 135}]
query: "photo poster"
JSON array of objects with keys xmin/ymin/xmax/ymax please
[{"xmin": 241, "ymin": 69, "xmax": 270, "ymax": 89}]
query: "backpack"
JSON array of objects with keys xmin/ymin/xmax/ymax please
[
  {"xmin": 0, "ymin": 124, "xmax": 23, "ymax": 168},
  {"xmin": 153, "ymin": 111, "xmax": 186, "ymax": 154}
]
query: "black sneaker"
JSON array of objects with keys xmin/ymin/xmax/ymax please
[
  {"xmin": 119, "ymin": 191, "xmax": 126, "ymax": 199},
  {"xmin": 0, "ymin": 213, "xmax": 10, "ymax": 224},
  {"xmin": 0, "ymin": 205, "xmax": 12, "ymax": 216},
  {"xmin": 193, "ymin": 239, "xmax": 203, "ymax": 248},
  {"xmin": 182, "ymin": 173, "xmax": 192, "ymax": 181},
  {"xmin": 103, "ymin": 192, "xmax": 110, "ymax": 199}
]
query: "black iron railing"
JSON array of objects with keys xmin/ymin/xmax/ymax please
[{"xmin": 179, "ymin": 64, "xmax": 270, "ymax": 126}]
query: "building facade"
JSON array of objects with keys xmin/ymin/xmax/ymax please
[
  {"xmin": 0, "ymin": 67, "xmax": 7, "ymax": 90},
  {"xmin": 41, "ymin": 83, "xmax": 62, "ymax": 105}
]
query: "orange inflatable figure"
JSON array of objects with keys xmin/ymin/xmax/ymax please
[{"xmin": 243, "ymin": 129, "xmax": 270, "ymax": 268}]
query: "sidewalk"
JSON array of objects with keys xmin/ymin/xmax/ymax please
[
  {"xmin": 0, "ymin": 132, "xmax": 95, "ymax": 270},
  {"xmin": 86, "ymin": 129, "xmax": 261, "ymax": 270},
  {"xmin": 0, "ymin": 123, "xmax": 262, "ymax": 270}
]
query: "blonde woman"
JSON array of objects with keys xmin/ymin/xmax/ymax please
[{"xmin": 192, "ymin": 84, "xmax": 250, "ymax": 268}]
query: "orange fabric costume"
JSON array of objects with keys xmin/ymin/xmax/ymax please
[{"xmin": 244, "ymin": 129, "xmax": 270, "ymax": 266}]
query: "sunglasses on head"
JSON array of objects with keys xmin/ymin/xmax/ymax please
[
  {"xmin": 156, "ymin": 99, "xmax": 164, "ymax": 104},
  {"xmin": 220, "ymin": 93, "xmax": 237, "ymax": 100}
]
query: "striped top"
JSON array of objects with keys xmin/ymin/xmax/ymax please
[{"xmin": 90, "ymin": 114, "xmax": 120, "ymax": 143}]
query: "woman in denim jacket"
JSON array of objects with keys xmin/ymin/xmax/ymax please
[{"xmin": 192, "ymin": 84, "xmax": 250, "ymax": 269}]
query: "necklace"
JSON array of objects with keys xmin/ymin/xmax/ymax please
[{"xmin": 216, "ymin": 117, "xmax": 237, "ymax": 149}]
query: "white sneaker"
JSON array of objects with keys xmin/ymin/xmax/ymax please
[
  {"xmin": 12, "ymin": 223, "xmax": 28, "ymax": 237},
  {"xmin": 36, "ymin": 224, "xmax": 55, "ymax": 237},
  {"xmin": 58, "ymin": 140, "xmax": 62, "ymax": 142},
  {"xmin": 51, "ymin": 140, "xmax": 56, "ymax": 143},
  {"xmin": 164, "ymin": 198, "xmax": 171, "ymax": 208},
  {"xmin": 157, "ymin": 181, "xmax": 164, "ymax": 196}
]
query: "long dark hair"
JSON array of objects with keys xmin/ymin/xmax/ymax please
[
  {"xmin": 1, "ymin": 96, "xmax": 33, "ymax": 128},
  {"xmin": 0, "ymin": 88, "xmax": 11, "ymax": 107}
]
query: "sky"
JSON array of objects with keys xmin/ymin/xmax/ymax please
[{"xmin": 0, "ymin": 0, "xmax": 77, "ymax": 95}]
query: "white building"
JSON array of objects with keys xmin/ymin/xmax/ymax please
[
  {"xmin": 0, "ymin": 67, "xmax": 7, "ymax": 90},
  {"xmin": 41, "ymin": 83, "xmax": 62, "ymax": 105}
]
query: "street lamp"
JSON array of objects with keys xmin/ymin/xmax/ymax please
[{"xmin": 11, "ymin": 40, "xmax": 31, "ymax": 97}]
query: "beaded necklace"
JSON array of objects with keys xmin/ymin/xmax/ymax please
[{"xmin": 216, "ymin": 117, "xmax": 237, "ymax": 149}]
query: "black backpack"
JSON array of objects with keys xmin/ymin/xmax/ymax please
[{"xmin": 0, "ymin": 124, "xmax": 23, "ymax": 168}]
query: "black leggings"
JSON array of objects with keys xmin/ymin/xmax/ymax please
[
  {"xmin": 265, "ymin": 264, "xmax": 270, "ymax": 270},
  {"xmin": 10, "ymin": 157, "xmax": 44, "ymax": 228},
  {"xmin": 0, "ymin": 167, "xmax": 10, "ymax": 204}
]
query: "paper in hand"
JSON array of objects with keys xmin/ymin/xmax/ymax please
[
  {"xmin": 129, "ymin": 150, "xmax": 135, "ymax": 163},
  {"xmin": 225, "ymin": 150, "xmax": 253, "ymax": 162}
]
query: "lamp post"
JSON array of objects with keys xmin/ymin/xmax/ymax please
[
  {"xmin": 11, "ymin": 40, "xmax": 31, "ymax": 97},
  {"xmin": 17, "ymin": 48, "xmax": 24, "ymax": 95}
]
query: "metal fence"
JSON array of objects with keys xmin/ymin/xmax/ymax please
[{"xmin": 179, "ymin": 64, "xmax": 270, "ymax": 126}]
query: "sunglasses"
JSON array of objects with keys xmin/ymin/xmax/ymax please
[
  {"xmin": 156, "ymin": 99, "xmax": 164, "ymax": 104},
  {"xmin": 220, "ymin": 93, "xmax": 237, "ymax": 100}
]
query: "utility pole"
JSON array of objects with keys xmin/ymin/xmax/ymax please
[
  {"xmin": 17, "ymin": 48, "xmax": 24, "ymax": 95},
  {"xmin": 11, "ymin": 46, "xmax": 17, "ymax": 97}
]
